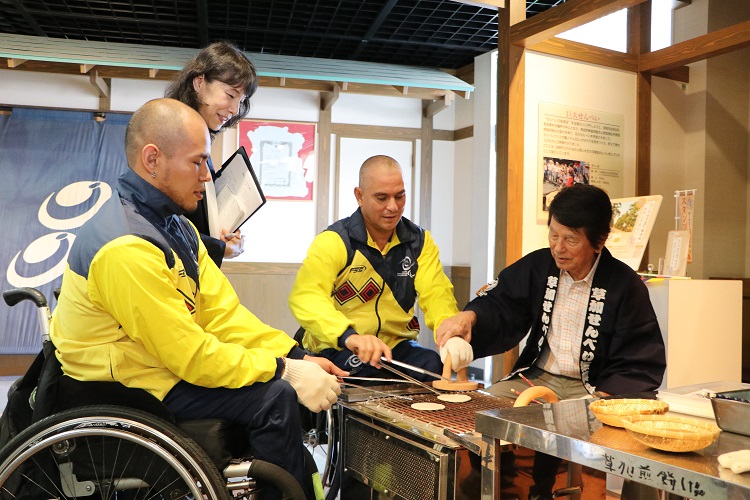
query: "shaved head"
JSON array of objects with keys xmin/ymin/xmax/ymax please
[
  {"xmin": 125, "ymin": 98, "xmax": 205, "ymax": 168},
  {"xmin": 358, "ymin": 155, "xmax": 402, "ymax": 191},
  {"xmin": 354, "ymin": 155, "xmax": 406, "ymax": 249},
  {"xmin": 124, "ymin": 98, "xmax": 212, "ymax": 212}
]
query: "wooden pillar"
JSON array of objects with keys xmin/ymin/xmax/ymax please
[
  {"xmin": 630, "ymin": 2, "xmax": 652, "ymax": 267},
  {"xmin": 316, "ymin": 89, "xmax": 337, "ymax": 232},
  {"xmin": 420, "ymin": 100, "xmax": 434, "ymax": 229},
  {"xmin": 630, "ymin": 1, "xmax": 652, "ymax": 198},
  {"xmin": 495, "ymin": 0, "xmax": 526, "ymax": 379}
]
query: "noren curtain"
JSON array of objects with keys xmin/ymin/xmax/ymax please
[{"xmin": 0, "ymin": 108, "xmax": 130, "ymax": 354}]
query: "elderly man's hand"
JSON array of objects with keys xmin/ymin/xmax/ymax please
[
  {"xmin": 303, "ymin": 354, "xmax": 349, "ymax": 377},
  {"xmin": 344, "ymin": 334, "xmax": 392, "ymax": 368},
  {"xmin": 435, "ymin": 311, "xmax": 476, "ymax": 347}
]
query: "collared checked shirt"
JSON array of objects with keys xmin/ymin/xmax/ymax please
[{"xmin": 537, "ymin": 252, "xmax": 602, "ymax": 378}]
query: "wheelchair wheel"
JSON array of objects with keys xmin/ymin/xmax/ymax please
[
  {"xmin": 0, "ymin": 405, "xmax": 230, "ymax": 500},
  {"xmin": 301, "ymin": 406, "xmax": 340, "ymax": 500}
]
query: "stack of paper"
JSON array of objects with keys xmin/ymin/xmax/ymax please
[{"xmin": 657, "ymin": 381, "xmax": 750, "ymax": 418}]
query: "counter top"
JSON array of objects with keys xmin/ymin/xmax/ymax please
[{"xmin": 475, "ymin": 398, "xmax": 750, "ymax": 498}]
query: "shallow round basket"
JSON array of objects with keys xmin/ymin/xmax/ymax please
[
  {"xmin": 589, "ymin": 398, "xmax": 669, "ymax": 428},
  {"xmin": 622, "ymin": 414, "xmax": 721, "ymax": 453}
]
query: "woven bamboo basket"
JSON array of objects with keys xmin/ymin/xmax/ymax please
[
  {"xmin": 622, "ymin": 415, "xmax": 721, "ymax": 453},
  {"xmin": 589, "ymin": 398, "xmax": 669, "ymax": 428}
]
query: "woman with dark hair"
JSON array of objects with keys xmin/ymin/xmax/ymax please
[{"xmin": 165, "ymin": 41, "xmax": 259, "ymax": 267}]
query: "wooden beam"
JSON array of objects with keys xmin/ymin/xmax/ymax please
[
  {"xmin": 331, "ymin": 123, "xmax": 422, "ymax": 140},
  {"xmin": 510, "ymin": 0, "xmax": 647, "ymax": 47},
  {"xmin": 89, "ymin": 69, "xmax": 109, "ymax": 98},
  {"xmin": 420, "ymin": 100, "xmax": 434, "ymax": 230},
  {"xmin": 279, "ymin": 77, "xmax": 286, "ymax": 87},
  {"xmin": 425, "ymin": 92, "xmax": 454, "ymax": 117},
  {"xmin": 654, "ymin": 66, "xmax": 689, "ymax": 83},
  {"xmin": 149, "ymin": 68, "xmax": 159, "ymax": 78},
  {"xmin": 639, "ymin": 19, "xmax": 750, "ymax": 74},
  {"xmin": 528, "ymin": 37, "xmax": 638, "ymax": 71},
  {"xmin": 321, "ymin": 86, "xmax": 340, "ymax": 111},
  {"xmin": 494, "ymin": 0, "xmax": 527, "ymax": 379},
  {"xmin": 395, "ymin": 86, "xmax": 409, "ymax": 95},
  {"xmin": 337, "ymin": 81, "xmax": 349, "ymax": 91},
  {"xmin": 316, "ymin": 102, "xmax": 332, "ymax": 233},
  {"xmin": 7, "ymin": 58, "xmax": 27, "ymax": 68},
  {"xmin": 633, "ymin": 2, "xmax": 652, "ymax": 269},
  {"xmin": 454, "ymin": 125, "xmax": 473, "ymax": 141},
  {"xmin": 80, "ymin": 63, "xmax": 95, "ymax": 73}
]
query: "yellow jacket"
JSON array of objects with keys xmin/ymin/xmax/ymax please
[
  {"xmin": 50, "ymin": 171, "xmax": 297, "ymax": 400},
  {"xmin": 289, "ymin": 209, "xmax": 459, "ymax": 352}
]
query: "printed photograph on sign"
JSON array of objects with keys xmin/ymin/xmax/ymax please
[
  {"xmin": 541, "ymin": 157, "xmax": 590, "ymax": 210},
  {"xmin": 238, "ymin": 120, "xmax": 316, "ymax": 200}
]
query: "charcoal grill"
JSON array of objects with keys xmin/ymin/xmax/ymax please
[{"xmin": 337, "ymin": 384, "xmax": 515, "ymax": 500}]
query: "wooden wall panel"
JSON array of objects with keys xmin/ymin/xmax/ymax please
[{"xmin": 221, "ymin": 262, "xmax": 302, "ymax": 337}]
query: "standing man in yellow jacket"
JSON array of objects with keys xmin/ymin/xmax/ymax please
[{"xmin": 289, "ymin": 155, "xmax": 472, "ymax": 381}]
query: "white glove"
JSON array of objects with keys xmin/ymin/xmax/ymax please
[
  {"xmin": 718, "ymin": 450, "xmax": 750, "ymax": 474},
  {"xmin": 281, "ymin": 358, "xmax": 341, "ymax": 412},
  {"xmin": 439, "ymin": 337, "xmax": 474, "ymax": 371}
]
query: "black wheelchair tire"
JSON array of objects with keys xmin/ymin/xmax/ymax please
[{"xmin": 0, "ymin": 404, "xmax": 230, "ymax": 500}]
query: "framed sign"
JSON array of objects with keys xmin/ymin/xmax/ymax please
[
  {"xmin": 238, "ymin": 120, "xmax": 316, "ymax": 200},
  {"xmin": 538, "ymin": 103, "xmax": 625, "ymax": 220}
]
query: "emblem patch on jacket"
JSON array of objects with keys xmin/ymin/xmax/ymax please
[
  {"xmin": 333, "ymin": 278, "xmax": 381, "ymax": 305},
  {"xmin": 397, "ymin": 256, "xmax": 415, "ymax": 278}
]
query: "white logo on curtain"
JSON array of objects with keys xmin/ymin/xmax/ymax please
[{"xmin": 6, "ymin": 181, "xmax": 112, "ymax": 287}]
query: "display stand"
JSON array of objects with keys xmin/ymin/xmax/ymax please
[{"xmin": 646, "ymin": 279, "xmax": 742, "ymax": 388}]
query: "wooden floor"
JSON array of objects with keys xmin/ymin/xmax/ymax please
[{"xmin": 499, "ymin": 447, "xmax": 617, "ymax": 500}]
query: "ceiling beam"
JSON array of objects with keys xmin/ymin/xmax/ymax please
[
  {"xmin": 448, "ymin": 0, "xmax": 504, "ymax": 7},
  {"xmin": 528, "ymin": 37, "xmax": 638, "ymax": 71},
  {"xmin": 196, "ymin": 0, "xmax": 209, "ymax": 48},
  {"xmin": 8, "ymin": 0, "xmax": 45, "ymax": 36},
  {"xmin": 510, "ymin": 0, "xmax": 648, "ymax": 47},
  {"xmin": 351, "ymin": 0, "xmax": 399, "ymax": 59},
  {"xmin": 639, "ymin": 18, "xmax": 750, "ymax": 74}
]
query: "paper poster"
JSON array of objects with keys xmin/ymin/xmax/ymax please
[
  {"xmin": 605, "ymin": 195, "xmax": 663, "ymax": 271},
  {"xmin": 538, "ymin": 103, "xmax": 624, "ymax": 219}
]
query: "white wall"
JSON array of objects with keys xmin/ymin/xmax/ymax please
[
  {"xmin": 523, "ymin": 52, "xmax": 638, "ymax": 256},
  {"xmin": 0, "ymin": 69, "xmax": 464, "ymax": 266},
  {"xmin": 470, "ymin": 50, "xmax": 497, "ymax": 294}
]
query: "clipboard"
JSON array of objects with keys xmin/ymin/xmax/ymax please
[{"xmin": 205, "ymin": 146, "xmax": 266, "ymax": 237}]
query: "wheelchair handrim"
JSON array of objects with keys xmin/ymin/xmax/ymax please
[{"xmin": 0, "ymin": 415, "xmax": 222, "ymax": 499}]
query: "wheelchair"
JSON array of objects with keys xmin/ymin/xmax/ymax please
[{"xmin": 0, "ymin": 287, "xmax": 341, "ymax": 500}]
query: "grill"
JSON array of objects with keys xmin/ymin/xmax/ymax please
[
  {"xmin": 338, "ymin": 385, "xmax": 514, "ymax": 500},
  {"xmin": 361, "ymin": 391, "xmax": 516, "ymax": 434}
]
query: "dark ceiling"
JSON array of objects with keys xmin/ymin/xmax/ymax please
[{"xmin": 0, "ymin": 1, "xmax": 566, "ymax": 70}]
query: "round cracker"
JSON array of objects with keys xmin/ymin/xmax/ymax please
[
  {"xmin": 437, "ymin": 393, "xmax": 472, "ymax": 403},
  {"xmin": 410, "ymin": 402, "xmax": 445, "ymax": 411}
]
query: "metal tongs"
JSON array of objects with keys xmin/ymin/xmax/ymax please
[
  {"xmin": 338, "ymin": 380, "xmax": 413, "ymax": 400},
  {"xmin": 378, "ymin": 359, "xmax": 442, "ymax": 395}
]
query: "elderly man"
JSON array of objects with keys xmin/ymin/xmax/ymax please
[
  {"xmin": 437, "ymin": 184, "xmax": 665, "ymax": 500},
  {"xmin": 51, "ymin": 98, "xmax": 345, "ymax": 499},
  {"xmin": 289, "ymin": 155, "xmax": 471, "ymax": 381}
]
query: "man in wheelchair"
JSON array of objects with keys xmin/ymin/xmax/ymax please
[{"xmin": 45, "ymin": 98, "xmax": 347, "ymax": 499}]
